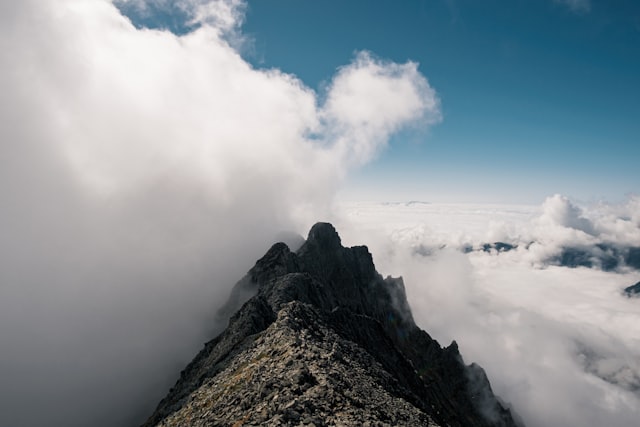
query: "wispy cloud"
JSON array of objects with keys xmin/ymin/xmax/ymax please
[{"xmin": 554, "ymin": 0, "xmax": 591, "ymax": 14}]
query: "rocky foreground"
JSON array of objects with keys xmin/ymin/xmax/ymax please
[{"xmin": 142, "ymin": 223, "xmax": 520, "ymax": 427}]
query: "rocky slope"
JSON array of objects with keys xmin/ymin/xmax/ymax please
[
  {"xmin": 142, "ymin": 223, "xmax": 520, "ymax": 427},
  {"xmin": 624, "ymin": 281, "xmax": 640, "ymax": 297}
]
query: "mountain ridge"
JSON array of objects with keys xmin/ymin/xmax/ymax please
[{"xmin": 142, "ymin": 222, "xmax": 520, "ymax": 426}]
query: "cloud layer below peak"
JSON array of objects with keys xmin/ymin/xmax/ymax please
[{"xmin": 335, "ymin": 195, "xmax": 640, "ymax": 427}]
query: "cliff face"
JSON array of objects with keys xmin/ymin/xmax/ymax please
[
  {"xmin": 142, "ymin": 223, "xmax": 520, "ymax": 427},
  {"xmin": 625, "ymin": 281, "xmax": 640, "ymax": 297}
]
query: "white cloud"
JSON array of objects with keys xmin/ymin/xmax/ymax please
[
  {"xmin": 589, "ymin": 196, "xmax": 640, "ymax": 246},
  {"xmin": 115, "ymin": 0, "xmax": 246, "ymax": 29},
  {"xmin": 538, "ymin": 194, "xmax": 595, "ymax": 235},
  {"xmin": 334, "ymin": 196, "xmax": 640, "ymax": 427},
  {"xmin": 324, "ymin": 51, "xmax": 441, "ymax": 166},
  {"xmin": 0, "ymin": 1, "xmax": 440, "ymax": 426},
  {"xmin": 188, "ymin": 0, "xmax": 246, "ymax": 30}
]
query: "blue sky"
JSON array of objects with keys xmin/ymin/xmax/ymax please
[
  {"xmin": 121, "ymin": 0, "xmax": 640, "ymax": 204},
  {"xmin": 241, "ymin": 0, "xmax": 640, "ymax": 203}
]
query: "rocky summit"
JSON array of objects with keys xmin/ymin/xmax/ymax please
[{"xmin": 142, "ymin": 223, "xmax": 521, "ymax": 427}]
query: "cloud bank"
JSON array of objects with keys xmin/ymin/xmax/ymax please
[
  {"xmin": 0, "ymin": 1, "xmax": 439, "ymax": 426},
  {"xmin": 335, "ymin": 195, "xmax": 640, "ymax": 427}
]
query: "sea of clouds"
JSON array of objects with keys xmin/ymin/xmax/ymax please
[
  {"xmin": 1, "ymin": 1, "xmax": 638, "ymax": 427},
  {"xmin": 334, "ymin": 196, "xmax": 640, "ymax": 427}
]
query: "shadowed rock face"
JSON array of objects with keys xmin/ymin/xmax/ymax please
[
  {"xmin": 624, "ymin": 281, "xmax": 640, "ymax": 297},
  {"xmin": 142, "ymin": 223, "xmax": 520, "ymax": 427},
  {"xmin": 548, "ymin": 244, "xmax": 640, "ymax": 271}
]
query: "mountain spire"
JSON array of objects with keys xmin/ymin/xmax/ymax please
[{"xmin": 142, "ymin": 223, "xmax": 521, "ymax": 427}]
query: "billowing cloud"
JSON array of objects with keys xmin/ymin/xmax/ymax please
[
  {"xmin": 538, "ymin": 194, "xmax": 595, "ymax": 235},
  {"xmin": 324, "ymin": 51, "xmax": 441, "ymax": 166},
  {"xmin": 0, "ymin": 1, "xmax": 439, "ymax": 426}
]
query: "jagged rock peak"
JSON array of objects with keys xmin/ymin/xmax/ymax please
[
  {"xmin": 142, "ymin": 222, "xmax": 521, "ymax": 427},
  {"xmin": 305, "ymin": 222, "xmax": 342, "ymax": 249}
]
